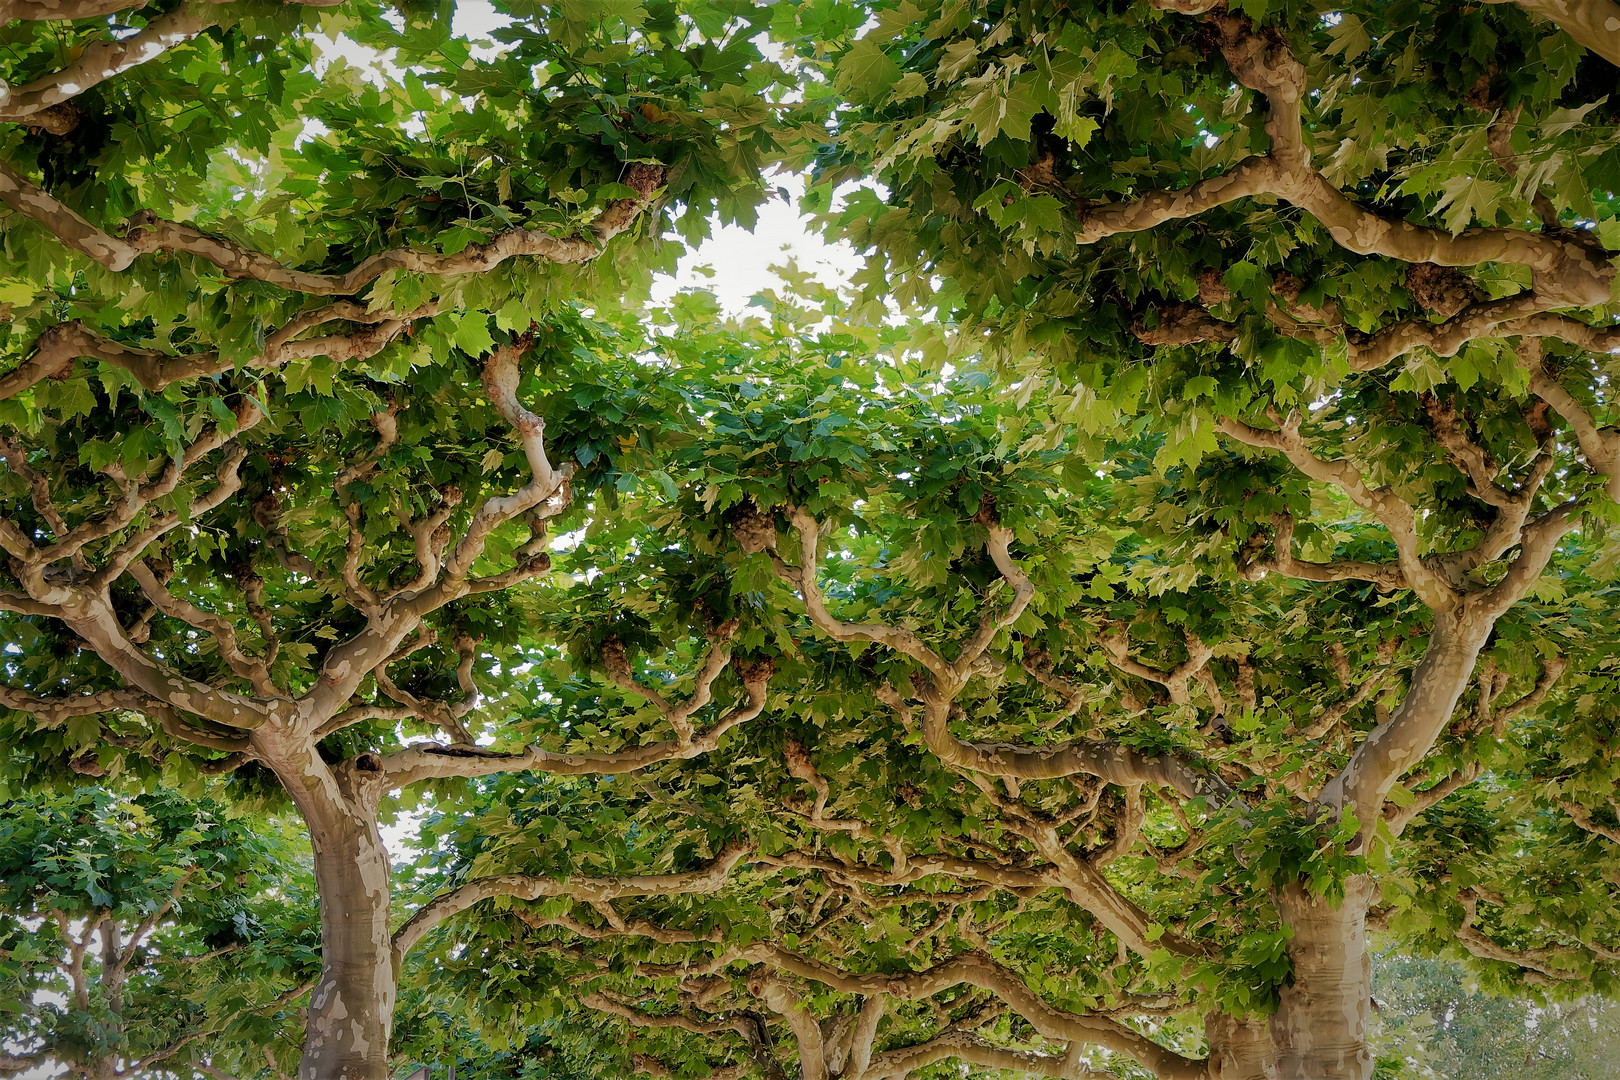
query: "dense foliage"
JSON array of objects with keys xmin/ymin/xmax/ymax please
[{"xmin": 3, "ymin": 2, "xmax": 1620, "ymax": 1080}]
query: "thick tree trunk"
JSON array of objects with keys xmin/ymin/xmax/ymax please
[
  {"xmin": 263, "ymin": 737, "xmax": 397, "ymax": 1080},
  {"xmin": 302, "ymin": 809, "xmax": 396, "ymax": 1080},
  {"xmin": 1204, "ymin": 1011, "xmax": 1275, "ymax": 1080},
  {"xmin": 1270, "ymin": 874, "xmax": 1374, "ymax": 1080}
]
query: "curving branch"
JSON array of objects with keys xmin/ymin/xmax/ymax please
[
  {"xmin": 0, "ymin": 155, "xmax": 665, "ymax": 292},
  {"xmin": 391, "ymin": 842, "xmax": 756, "ymax": 958},
  {"xmin": 1455, "ymin": 890, "xmax": 1580, "ymax": 986},
  {"xmin": 893, "ymin": 683, "xmax": 1232, "ymax": 805},
  {"xmin": 1102, "ymin": 7, "xmax": 1614, "ymax": 306},
  {"xmin": 0, "ymin": 683, "xmax": 157, "ymax": 724},
  {"xmin": 1559, "ymin": 797, "xmax": 1620, "ymax": 844},
  {"xmin": 0, "ymin": 3, "xmax": 214, "ymax": 131},
  {"xmin": 742, "ymin": 945, "xmax": 1206, "ymax": 1080},
  {"xmin": 1217, "ymin": 411, "xmax": 1455, "ymax": 610},
  {"xmin": 765, "ymin": 506, "xmax": 953, "ymax": 684},
  {"xmin": 1241, "ymin": 512, "xmax": 1406, "ymax": 593},
  {"xmin": 0, "ymin": 304, "xmax": 438, "ymax": 402},
  {"xmin": 1098, "ymin": 628, "xmax": 1215, "ymax": 707},
  {"xmin": 749, "ymin": 975, "xmax": 828, "ymax": 1080},
  {"xmin": 863, "ymin": 1030, "xmax": 1111, "ymax": 1080},
  {"xmin": 0, "ymin": 0, "xmax": 342, "ymax": 21},
  {"xmin": 371, "ymin": 657, "xmax": 773, "ymax": 790}
]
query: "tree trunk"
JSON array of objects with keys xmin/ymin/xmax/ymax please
[
  {"xmin": 1204, "ymin": 1011, "xmax": 1275, "ymax": 1079},
  {"xmin": 1270, "ymin": 874, "xmax": 1374, "ymax": 1080},
  {"xmin": 266, "ymin": 740, "xmax": 397, "ymax": 1080},
  {"xmin": 302, "ymin": 808, "xmax": 396, "ymax": 1080}
]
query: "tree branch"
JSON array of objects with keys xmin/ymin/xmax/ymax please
[
  {"xmin": 863, "ymin": 1030, "xmax": 1112, "ymax": 1080},
  {"xmin": 1488, "ymin": 0, "xmax": 1620, "ymax": 71},
  {"xmin": 743, "ymin": 945, "xmax": 1206, "ymax": 1080},
  {"xmin": 1102, "ymin": 7, "xmax": 1614, "ymax": 306},
  {"xmin": 1244, "ymin": 512, "xmax": 1406, "ymax": 593},
  {"xmin": 1217, "ymin": 412, "xmax": 1455, "ymax": 610},
  {"xmin": 372, "ymin": 658, "xmax": 772, "ymax": 790},
  {"xmin": 0, "ymin": 3, "xmax": 215, "ymax": 128},
  {"xmin": 1, "ymin": 154, "xmax": 665, "ymax": 293},
  {"xmin": 391, "ymin": 842, "xmax": 756, "ymax": 959}
]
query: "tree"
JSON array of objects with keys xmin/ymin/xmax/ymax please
[
  {"xmin": 0, "ymin": 2, "xmax": 803, "ymax": 1078},
  {"xmin": 0, "ymin": 786, "xmax": 318, "ymax": 1080},
  {"xmin": 4, "ymin": 4, "xmax": 1620, "ymax": 1080},
  {"xmin": 369, "ymin": 289, "xmax": 1620, "ymax": 1080},
  {"xmin": 1370, "ymin": 952, "xmax": 1620, "ymax": 1079}
]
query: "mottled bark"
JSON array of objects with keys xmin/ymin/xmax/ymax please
[
  {"xmin": 273, "ymin": 745, "xmax": 395, "ymax": 1080},
  {"xmin": 1492, "ymin": 0, "xmax": 1620, "ymax": 70},
  {"xmin": 1270, "ymin": 876, "xmax": 1375, "ymax": 1080},
  {"xmin": 1318, "ymin": 615, "xmax": 1494, "ymax": 838}
]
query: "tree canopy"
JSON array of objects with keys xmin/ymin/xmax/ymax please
[{"xmin": 2, "ymin": 3, "xmax": 1620, "ymax": 1080}]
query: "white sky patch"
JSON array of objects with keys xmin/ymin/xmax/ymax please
[{"xmin": 654, "ymin": 173, "xmax": 866, "ymax": 314}]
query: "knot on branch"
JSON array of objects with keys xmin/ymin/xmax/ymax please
[
  {"xmin": 70, "ymin": 750, "xmax": 107, "ymax": 776},
  {"xmin": 970, "ymin": 492, "xmax": 999, "ymax": 526},
  {"xmin": 600, "ymin": 637, "xmax": 632, "ymax": 680},
  {"xmin": 437, "ymin": 482, "xmax": 464, "ymax": 508},
  {"xmin": 734, "ymin": 656, "xmax": 776, "ymax": 686},
  {"xmin": 122, "ymin": 209, "xmax": 165, "ymax": 252},
  {"xmin": 1197, "ymin": 268, "xmax": 1231, "ymax": 305},
  {"xmin": 623, "ymin": 162, "xmax": 668, "ymax": 200},
  {"xmin": 594, "ymin": 162, "xmax": 669, "ymax": 238},
  {"xmin": 27, "ymin": 102, "xmax": 82, "ymax": 137},
  {"xmin": 29, "ymin": 322, "xmax": 85, "ymax": 382},
  {"xmin": 1406, "ymin": 263, "xmax": 1484, "ymax": 319},
  {"xmin": 729, "ymin": 501, "xmax": 776, "ymax": 554},
  {"xmin": 782, "ymin": 739, "xmax": 815, "ymax": 781},
  {"xmin": 1132, "ymin": 303, "xmax": 1237, "ymax": 346},
  {"xmin": 251, "ymin": 492, "xmax": 283, "ymax": 530}
]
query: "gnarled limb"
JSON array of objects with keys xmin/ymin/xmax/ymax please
[
  {"xmin": 903, "ymin": 685, "xmax": 1232, "ymax": 804},
  {"xmin": 863, "ymin": 1030, "xmax": 1111, "ymax": 1080},
  {"xmin": 768, "ymin": 507, "xmax": 953, "ymax": 684},
  {"xmin": 391, "ymin": 842, "xmax": 756, "ymax": 958},
  {"xmin": 743, "ymin": 945, "xmax": 1207, "ymax": 1080},
  {"xmin": 759, "ymin": 849, "xmax": 1052, "ymax": 892},
  {"xmin": 0, "ymin": 683, "xmax": 156, "ymax": 723},
  {"xmin": 1245, "ymin": 512, "xmax": 1406, "ymax": 593},
  {"xmin": 0, "ymin": 3, "xmax": 215, "ymax": 129},
  {"xmin": 1096, "ymin": 7, "xmax": 1615, "ymax": 306},
  {"xmin": 0, "ymin": 305, "xmax": 437, "ymax": 402},
  {"xmin": 128, "ymin": 559, "xmax": 277, "ymax": 697},
  {"xmin": 373, "ymin": 657, "xmax": 771, "ymax": 789},
  {"xmin": 1, "ymin": 154, "xmax": 665, "ymax": 293},
  {"xmin": 1099, "ymin": 628, "xmax": 1214, "ymax": 707},
  {"xmin": 1456, "ymin": 889, "xmax": 1580, "ymax": 985},
  {"xmin": 1218, "ymin": 411, "xmax": 1456, "ymax": 610},
  {"xmin": 1560, "ymin": 798, "xmax": 1620, "ymax": 844},
  {"xmin": 749, "ymin": 975, "xmax": 828, "ymax": 1080},
  {"xmin": 0, "ymin": 0, "xmax": 341, "ymax": 21}
]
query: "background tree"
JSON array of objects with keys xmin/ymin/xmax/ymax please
[
  {"xmin": 0, "ymin": 786, "xmax": 318, "ymax": 1080},
  {"xmin": 1370, "ymin": 953, "xmax": 1620, "ymax": 1079}
]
